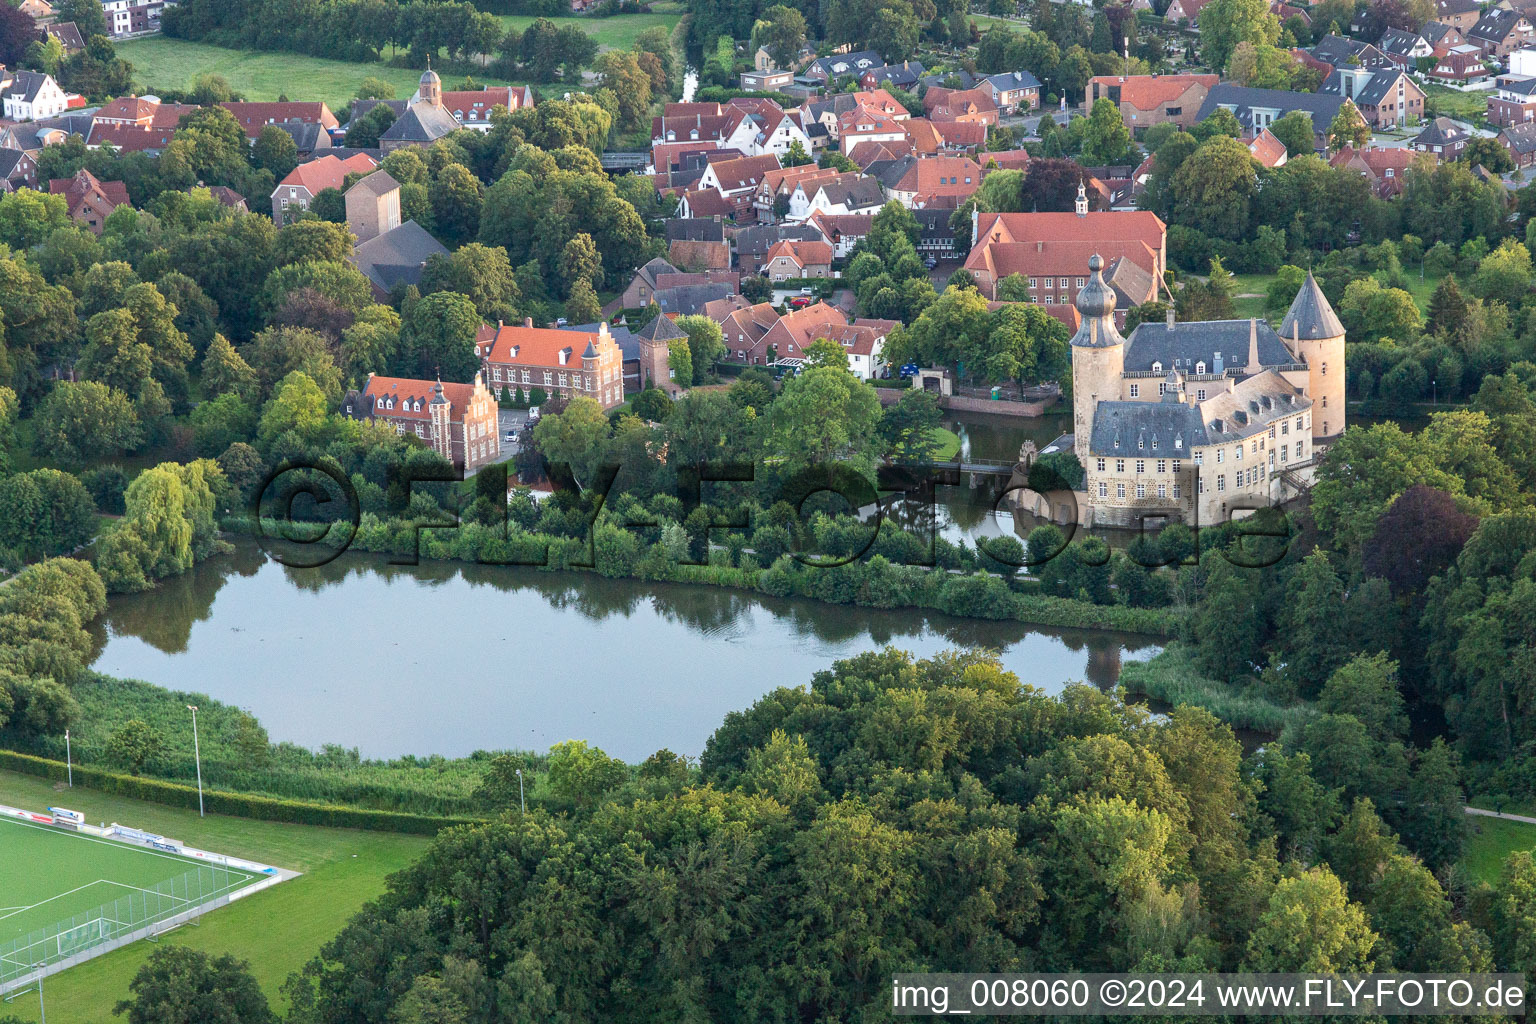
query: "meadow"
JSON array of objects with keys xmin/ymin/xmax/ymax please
[
  {"xmin": 116, "ymin": 37, "xmax": 522, "ymax": 109},
  {"xmin": 497, "ymin": 11, "xmax": 683, "ymax": 50},
  {"xmin": 1462, "ymin": 814, "xmax": 1536, "ymax": 884},
  {"xmin": 1228, "ymin": 270, "xmax": 1447, "ymax": 322},
  {"xmin": 0, "ymin": 770, "xmax": 431, "ymax": 1022}
]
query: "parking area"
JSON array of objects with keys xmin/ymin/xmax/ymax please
[{"xmin": 486, "ymin": 408, "xmax": 532, "ymax": 465}]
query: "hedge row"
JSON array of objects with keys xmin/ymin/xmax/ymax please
[{"xmin": 0, "ymin": 750, "xmax": 478, "ymax": 835}]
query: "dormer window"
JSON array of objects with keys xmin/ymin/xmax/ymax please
[
  {"xmin": 1175, "ymin": 436, "xmax": 1183, "ymax": 449},
  {"xmin": 1195, "ymin": 361, "xmax": 1205, "ymax": 374},
  {"xmin": 1152, "ymin": 361, "xmax": 1162, "ymax": 373},
  {"xmin": 376, "ymin": 397, "xmax": 384, "ymax": 409}
]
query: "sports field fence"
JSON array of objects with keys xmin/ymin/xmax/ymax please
[{"xmin": 0, "ymin": 860, "xmax": 250, "ymax": 992}]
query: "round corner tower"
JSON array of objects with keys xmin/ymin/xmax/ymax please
[
  {"xmin": 1279, "ymin": 272, "xmax": 1346, "ymax": 443},
  {"xmin": 1070, "ymin": 253, "xmax": 1126, "ymax": 465}
]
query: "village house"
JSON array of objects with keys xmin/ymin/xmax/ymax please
[
  {"xmin": 805, "ymin": 211, "xmax": 874, "ymax": 258},
  {"xmin": 762, "ymin": 238, "xmax": 834, "ymax": 280},
  {"xmin": 270, "ymin": 152, "xmax": 377, "ymax": 223},
  {"xmin": 1196, "ymin": 85, "xmax": 1354, "ymax": 145},
  {"xmin": 1469, "ymin": 7, "xmax": 1535, "ymax": 55},
  {"xmin": 752, "ymin": 300, "xmax": 844, "ymax": 363},
  {"xmin": 752, "ymin": 163, "xmax": 843, "ymax": 221},
  {"xmin": 44, "ymin": 22, "xmax": 86, "ymax": 54},
  {"xmin": 623, "ymin": 257, "xmax": 682, "ymax": 308},
  {"xmin": 221, "ymin": 100, "xmax": 339, "ymax": 141},
  {"xmin": 1435, "ymin": 0, "xmax": 1483, "ymax": 32},
  {"xmin": 1320, "ymin": 66, "xmax": 1425, "ymax": 129},
  {"xmin": 787, "ymin": 174, "xmax": 885, "ymax": 220},
  {"xmin": 873, "ymin": 153, "xmax": 984, "ymax": 208},
  {"xmin": 859, "ymin": 61, "xmax": 925, "ymax": 90},
  {"xmin": 741, "ymin": 68, "xmax": 795, "ymax": 91},
  {"xmin": 101, "ymin": 0, "xmax": 167, "ymax": 37},
  {"xmin": 965, "ymin": 185, "xmax": 1166, "ymax": 309},
  {"xmin": 664, "ymin": 218, "xmax": 731, "ymax": 271},
  {"xmin": 1, "ymin": 71, "xmax": 74, "ymax": 122},
  {"xmin": 652, "ymin": 107, "xmax": 757, "ymax": 151},
  {"xmin": 1086, "ymin": 74, "xmax": 1218, "ymax": 135},
  {"xmin": 353, "ymin": 84, "xmax": 534, "ymax": 136},
  {"xmin": 17, "ymin": 0, "xmax": 53, "ymax": 20},
  {"xmin": 980, "ymin": 71, "xmax": 1043, "ymax": 113},
  {"xmin": 1500, "ymin": 120, "xmax": 1536, "ymax": 166},
  {"xmin": 1309, "ymin": 34, "xmax": 1394, "ymax": 70},
  {"xmin": 0, "ymin": 149, "xmax": 38, "ymax": 190},
  {"xmin": 1412, "ymin": 116, "xmax": 1471, "ymax": 158},
  {"xmin": 1376, "ymin": 28, "xmax": 1435, "ymax": 66},
  {"xmin": 342, "ymin": 374, "xmax": 500, "ymax": 472},
  {"xmin": 695, "ymin": 153, "xmax": 783, "ymax": 219},
  {"xmin": 477, "ymin": 319, "xmax": 627, "ymax": 409},
  {"xmin": 1329, "ymin": 144, "xmax": 1421, "ymax": 197},
  {"xmin": 1422, "ymin": 20, "xmax": 1466, "ymax": 49},
  {"xmin": 923, "ymin": 86, "xmax": 999, "ymax": 125},
  {"xmin": 735, "ymin": 223, "xmax": 825, "ymax": 272},
  {"xmin": 801, "ymin": 51, "xmax": 883, "ymax": 83},
  {"xmin": 837, "ymin": 106, "xmax": 909, "ymax": 154},
  {"xmin": 1246, "ymin": 128, "xmax": 1289, "ymax": 167},
  {"xmin": 1433, "ymin": 44, "xmax": 1495, "ymax": 85},
  {"xmin": 717, "ymin": 301, "xmax": 782, "ymax": 363},
  {"xmin": 901, "ymin": 117, "xmax": 987, "ymax": 154},
  {"xmin": 48, "ymin": 168, "xmax": 130, "ymax": 234},
  {"xmin": 1164, "ymin": 0, "xmax": 1213, "ymax": 25}
]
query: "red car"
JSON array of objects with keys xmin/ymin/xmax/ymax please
[{"xmin": 788, "ymin": 296, "xmax": 812, "ymax": 308}]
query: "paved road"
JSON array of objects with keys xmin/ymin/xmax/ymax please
[{"xmin": 1465, "ymin": 806, "xmax": 1536, "ymax": 826}]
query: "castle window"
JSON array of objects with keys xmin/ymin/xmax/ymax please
[
  {"xmin": 1322, "ymin": 362, "xmax": 1327, "ymax": 375},
  {"xmin": 1194, "ymin": 451, "xmax": 1204, "ymax": 465},
  {"xmin": 1282, "ymin": 420, "xmax": 1289, "ymax": 435},
  {"xmin": 1096, "ymin": 458, "xmax": 1106, "ymax": 471},
  {"xmin": 1217, "ymin": 475, "xmax": 1226, "ymax": 491},
  {"xmin": 1235, "ymin": 445, "xmax": 1242, "ymax": 461},
  {"xmin": 1173, "ymin": 483, "xmax": 1181, "ymax": 499},
  {"xmin": 1197, "ymin": 389, "xmax": 1206, "ymax": 401},
  {"xmin": 1099, "ymin": 482, "xmax": 1107, "ymax": 497},
  {"xmin": 1158, "ymin": 484, "xmax": 1166, "ymax": 498},
  {"xmin": 1116, "ymin": 459, "xmax": 1125, "ymax": 472},
  {"xmin": 1152, "ymin": 361, "xmax": 1162, "ymax": 373},
  {"xmin": 1280, "ymin": 446, "xmax": 1288, "ymax": 462},
  {"xmin": 1157, "ymin": 460, "xmax": 1166, "ymax": 473},
  {"xmin": 1323, "ymin": 420, "xmax": 1328, "ymax": 434},
  {"xmin": 1136, "ymin": 483, "xmax": 1146, "ymax": 498},
  {"xmin": 522, "ymin": 370, "xmax": 531, "ymax": 383},
  {"xmin": 1129, "ymin": 384, "xmax": 1139, "ymax": 397},
  {"xmin": 1216, "ymin": 449, "xmax": 1224, "ymax": 463},
  {"xmin": 1135, "ymin": 460, "xmax": 1145, "ymax": 474},
  {"xmin": 1159, "ymin": 382, "xmax": 1168, "ymax": 395},
  {"xmin": 1175, "ymin": 436, "xmax": 1183, "ymax": 449},
  {"xmin": 1322, "ymin": 395, "xmax": 1327, "ymax": 408},
  {"xmin": 1117, "ymin": 483, "xmax": 1126, "ymax": 498},
  {"xmin": 1151, "ymin": 436, "xmax": 1158, "ymax": 449}
]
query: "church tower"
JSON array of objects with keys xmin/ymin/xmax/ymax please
[
  {"xmin": 1279, "ymin": 272, "xmax": 1346, "ymax": 442},
  {"xmin": 1070, "ymin": 254, "xmax": 1125, "ymax": 464},
  {"xmin": 418, "ymin": 61, "xmax": 442, "ymax": 108}
]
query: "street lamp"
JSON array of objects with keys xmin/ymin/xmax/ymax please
[
  {"xmin": 1432, "ymin": 379, "xmax": 1437, "ymax": 407},
  {"xmin": 64, "ymin": 729, "xmax": 71, "ymax": 788},
  {"xmin": 514, "ymin": 768, "xmax": 526, "ymax": 814},
  {"xmin": 187, "ymin": 705, "xmax": 204, "ymax": 817}
]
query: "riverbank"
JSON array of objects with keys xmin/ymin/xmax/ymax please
[{"xmin": 1118, "ymin": 645, "xmax": 1311, "ymax": 735}]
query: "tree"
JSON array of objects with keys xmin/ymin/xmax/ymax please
[
  {"xmin": 201, "ymin": 333, "xmax": 258, "ymax": 401},
  {"xmin": 31, "ymin": 381, "xmax": 143, "ymax": 466},
  {"xmin": 758, "ymin": 4, "xmax": 808, "ymax": 66},
  {"xmin": 1460, "ymin": 136, "xmax": 1514, "ymax": 174},
  {"xmin": 356, "ymin": 76, "xmax": 396, "ymax": 100},
  {"xmin": 54, "ymin": 0, "xmax": 108, "ymax": 40},
  {"xmin": 1362, "ymin": 485, "xmax": 1477, "ymax": 596},
  {"xmin": 107, "ymin": 718, "xmax": 160, "ymax": 775},
  {"xmin": 344, "ymin": 103, "xmax": 398, "ymax": 149},
  {"xmin": 251, "ymin": 125, "xmax": 298, "ymax": 180},
  {"xmin": 257, "ymin": 370, "xmax": 329, "ymax": 447},
  {"xmin": 1080, "ymin": 96, "xmax": 1137, "ymax": 167},
  {"xmin": 1269, "ymin": 109, "xmax": 1317, "ymax": 157},
  {"xmin": 0, "ymin": 470, "xmax": 97, "ymax": 561},
  {"xmin": 764, "ymin": 365, "xmax": 883, "ymax": 473},
  {"xmin": 532, "ymin": 396, "xmax": 610, "ymax": 485},
  {"xmin": 420, "ymin": 244, "xmax": 520, "ymax": 324},
  {"xmin": 1200, "ymin": 0, "xmax": 1281, "ymax": 72},
  {"xmin": 878, "ymin": 388, "xmax": 942, "ymax": 463},
  {"xmin": 0, "ymin": 189, "xmax": 71, "ymax": 250},
  {"xmin": 402, "ymin": 292, "xmax": 481, "ymax": 381},
  {"xmin": 1328, "ymin": 102, "xmax": 1371, "ymax": 152},
  {"xmin": 114, "ymin": 946, "xmax": 274, "ymax": 1024},
  {"xmin": 1244, "ymin": 867, "xmax": 1378, "ymax": 971},
  {"xmin": 1279, "ymin": 549, "xmax": 1349, "ymax": 695},
  {"xmin": 1472, "ymin": 238, "xmax": 1533, "ymax": 307},
  {"xmin": 557, "ymin": 233, "xmax": 602, "ymax": 295},
  {"xmin": 565, "ymin": 279, "xmax": 602, "ymax": 324},
  {"xmin": 676, "ymin": 315, "xmax": 725, "ymax": 383},
  {"xmin": 429, "ymin": 163, "xmax": 484, "ymax": 246},
  {"xmin": 1170, "ymin": 135, "xmax": 1257, "ymax": 241}
]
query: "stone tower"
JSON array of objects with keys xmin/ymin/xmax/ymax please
[
  {"xmin": 344, "ymin": 170, "xmax": 401, "ymax": 244},
  {"xmin": 1279, "ymin": 271, "xmax": 1346, "ymax": 442},
  {"xmin": 1070, "ymin": 254, "xmax": 1125, "ymax": 464},
  {"xmin": 429, "ymin": 377, "xmax": 452, "ymax": 462},
  {"xmin": 635, "ymin": 313, "xmax": 685, "ymax": 393},
  {"xmin": 419, "ymin": 62, "xmax": 442, "ymax": 108}
]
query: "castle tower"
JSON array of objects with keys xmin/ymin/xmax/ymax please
[
  {"xmin": 344, "ymin": 170, "xmax": 401, "ymax": 244},
  {"xmin": 1074, "ymin": 180, "xmax": 1089, "ymax": 217},
  {"xmin": 635, "ymin": 313, "xmax": 685, "ymax": 394},
  {"xmin": 419, "ymin": 61, "xmax": 442, "ymax": 108},
  {"xmin": 1279, "ymin": 272, "xmax": 1346, "ymax": 442},
  {"xmin": 428, "ymin": 377, "xmax": 452, "ymax": 462},
  {"xmin": 1070, "ymin": 254, "xmax": 1125, "ymax": 464}
]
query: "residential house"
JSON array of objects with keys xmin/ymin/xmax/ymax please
[
  {"xmin": 735, "ymin": 223, "xmax": 825, "ymax": 272},
  {"xmin": 651, "ymin": 108, "xmax": 757, "ymax": 151},
  {"xmin": 1196, "ymin": 84, "xmax": 1353, "ymax": 144},
  {"xmin": 48, "ymin": 168, "xmax": 130, "ymax": 234},
  {"xmin": 1490, "ymin": 69, "xmax": 1536, "ymax": 123},
  {"xmin": 678, "ymin": 187, "xmax": 735, "ymax": 219},
  {"xmin": 787, "ymin": 173, "xmax": 885, "ymax": 220},
  {"xmin": 811, "ymin": 320, "xmax": 897, "ymax": 379},
  {"xmin": 964, "ymin": 188, "xmax": 1167, "ymax": 307},
  {"xmin": 806, "ymin": 211, "xmax": 875, "ymax": 258},
  {"xmin": 1435, "ymin": 0, "xmax": 1483, "ymax": 32},
  {"xmin": 87, "ymin": 123, "xmax": 176, "ymax": 154},
  {"xmin": 1309, "ymin": 34, "xmax": 1393, "ymax": 70},
  {"xmin": 208, "ymin": 186, "xmax": 248, "ymax": 212},
  {"xmin": 2, "ymin": 71, "xmax": 72, "ymax": 122},
  {"xmin": 1469, "ymin": 8, "xmax": 1535, "ymax": 55},
  {"xmin": 1433, "ymin": 44, "xmax": 1494, "ymax": 84},
  {"xmin": 478, "ymin": 319, "xmax": 627, "ymax": 409},
  {"xmin": 873, "ymin": 153, "xmax": 984, "ymax": 208},
  {"xmin": 1246, "ymin": 127, "xmax": 1289, "ymax": 167},
  {"xmin": 101, "ymin": 0, "xmax": 166, "ymax": 37},
  {"xmin": 923, "ymin": 86, "xmax": 999, "ymax": 125},
  {"xmin": 980, "ymin": 71, "xmax": 1042, "ymax": 113},
  {"xmin": 756, "ymin": 300, "xmax": 847, "ymax": 362},
  {"xmin": 914, "ymin": 207, "xmax": 957, "ymax": 256},
  {"xmin": 1329, "ymin": 144, "xmax": 1421, "ymax": 196},
  {"xmin": 656, "ymin": 282, "xmax": 736, "ymax": 316},
  {"xmin": 270, "ymin": 152, "xmax": 377, "ymax": 223},
  {"xmin": 847, "ymin": 139, "xmax": 915, "ymax": 167},
  {"xmin": 1377, "ymin": 28, "xmax": 1434, "ymax": 66},
  {"xmin": 744, "ymin": 105, "xmax": 813, "ymax": 159},
  {"xmin": 1085, "ymin": 73, "xmax": 1218, "ymax": 134},
  {"xmin": 341, "ymin": 374, "xmax": 500, "ymax": 472},
  {"xmin": 1501, "ymin": 120, "xmax": 1536, "ymax": 166},
  {"xmin": 18, "ymin": 0, "xmax": 53, "ymax": 20},
  {"xmin": 900, "ymin": 117, "xmax": 986, "ymax": 154},
  {"xmin": 1164, "ymin": 0, "xmax": 1214, "ymax": 25},
  {"xmin": 982, "ymin": 148, "xmax": 1033, "ymax": 172},
  {"xmin": 859, "ymin": 61, "xmax": 925, "ymax": 90},
  {"xmin": 762, "ymin": 238, "xmax": 833, "ymax": 280},
  {"xmin": 1412, "ymin": 115, "xmax": 1471, "ymax": 157},
  {"xmin": 654, "ymin": 270, "xmax": 741, "ymax": 293},
  {"xmin": 752, "ymin": 162, "xmax": 842, "ymax": 221},
  {"xmin": 0, "ymin": 148, "xmax": 38, "ymax": 189},
  {"xmin": 1320, "ymin": 66, "xmax": 1425, "ymax": 128},
  {"xmin": 801, "ymin": 51, "xmax": 884, "ymax": 84},
  {"xmin": 741, "ymin": 69, "xmax": 794, "ymax": 91},
  {"xmin": 837, "ymin": 107, "xmax": 909, "ymax": 154},
  {"xmin": 221, "ymin": 101, "xmax": 339, "ymax": 141},
  {"xmin": 44, "ymin": 22, "xmax": 85, "ymax": 54},
  {"xmin": 1422, "ymin": 21, "xmax": 1466, "ymax": 50},
  {"xmin": 696, "ymin": 153, "xmax": 782, "ymax": 218},
  {"xmin": 717, "ymin": 301, "xmax": 781, "ymax": 363},
  {"xmin": 623, "ymin": 257, "xmax": 681, "ymax": 308}
]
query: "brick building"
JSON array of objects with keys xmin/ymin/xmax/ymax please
[
  {"xmin": 476, "ymin": 319, "xmax": 627, "ymax": 409},
  {"xmin": 342, "ymin": 374, "xmax": 501, "ymax": 472}
]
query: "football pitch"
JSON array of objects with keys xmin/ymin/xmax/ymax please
[{"xmin": 0, "ymin": 815, "xmax": 262, "ymax": 956}]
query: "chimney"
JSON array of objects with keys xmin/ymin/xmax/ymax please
[
  {"xmin": 497, "ymin": 319, "xmax": 504, "ymax": 328},
  {"xmin": 1246, "ymin": 318, "xmax": 1261, "ymax": 374},
  {"xmin": 523, "ymin": 317, "xmax": 534, "ymax": 328},
  {"xmin": 1166, "ymin": 304, "xmax": 1175, "ymax": 328}
]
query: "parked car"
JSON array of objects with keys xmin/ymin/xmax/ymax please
[
  {"xmin": 788, "ymin": 296, "xmax": 812, "ymax": 308},
  {"xmin": 798, "ymin": 286, "xmax": 813, "ymax": 295},
  {"xmin": 924, "ymin": 256, "xmax": 938, "ymax": 269}
]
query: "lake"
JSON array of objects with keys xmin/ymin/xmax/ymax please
[{"xmin": 89, "ymin": 538, "xmax": 1160, "ymax": 763}]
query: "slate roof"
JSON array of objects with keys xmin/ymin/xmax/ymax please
[
  {"xmin": 632, "ymin": 257, "xmax": 681, "ymax": 291},
  {"xmin": 1470, "ymin": 7, "xmax": 1530, "ymax": 43},
  {"xmin": 1123, "ymin": 319, "xmax": 1299, "ymax": 373},
  {"xmin": 1413, "ymin": 115, "xmax": 1468, "ymax": 146},
  {"xmin": 45, "ymin": 22, "xmax": 85, "ymax": 52},
  {"xmin": 0, "ymin": 149, "xmax": 31, "ymax": 182},
  {"xmin": 352, "ymin": 220, "xmax": 448, "ymax": 293},
  {"xmin": 664, "ymin": 217, "xmax": 727, "ymax": 242},
  {"xmin": 983, "ymin": 70, "xmax": 1042, "ymax": 92},
  {"xmin": 1196, "ymin": 84, "xmax": 1348, "ymax": 135},
  {"xmin": 861, "ymin": 61, "xmax": 925, "ymax": 87},
  {"xmin": 1196, "ymin": 371, "xmax": 1311, "ymax": 443},
  {"xmin": 379, "ymin": 101, "xmax": 460, "ymax": 144},
  {"xmin": 1278, "ymin": 272, "xmax": 1345, "ymax": 340},
  {"xmin": 274, "ymin": 121, "xmax": 329, "ymax": 152},
  {"xmin": 347, "ymin": 169, "xmax": 400, "ymax": 198},
  {"xmin": 656, "ymin": 282, "xmax": 735, "ymax": 316},
  {"xmin": 1504, "ymin": 120, "xmax": 1536, "ymax": 154},
  {"xmin": 1090, "ymin": 399, "xmax": 1207, "ymax": 456},
  {"xmin": 2, "ymin": 72, "xmax": 53, "ymax": 104},
  {"xmin": 1377, "ymin": 28, "xmax": 1428, "ymax": 56},
  {"xmin": 735, "ymin": 223, "xmax": 824, "ymax": 256},
  {"xmin": 635, "ymin": 312, "xmax": 686, "ymax": 341},
  {"xmin": 562, "ymin": 321, "xmax": 640, "ymax": 361},
  {"xmin": 803, "ymin": 51, "xmax": 883, "ymax": 79}
]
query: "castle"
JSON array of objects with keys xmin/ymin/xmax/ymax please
[{"xmin": 1049, "ymin": 255, "xmax": 1345, "ymax": 528}]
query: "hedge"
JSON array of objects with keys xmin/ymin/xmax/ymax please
[{"xmin": 0, "ymin": 750, "xmax": 478, "ymax": 835}]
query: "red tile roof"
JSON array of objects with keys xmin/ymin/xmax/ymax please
[
  {"xmin": 479, "ymin": 322, "xmax": 608, "ymax": 367},
  {"xmin": 1087, "ymin": 73, "xmax": 1218, "ymax": 112},
  {"xmin": 88, "ymin": 123, "xmax": 176, "ymax": 152},
  {"xmin": 277, "ymin": 153, "xmax": 378, "ymax": 195},
  {"xmin": 362, "ymin": 375, "xmax": 479, "ymax": 422},
  {"xmin": 762, "ymin": 300, "xmax": 848, "ymax": 351},
  {"xmin": 765, "ymin": 238, "xmax": 833, "ymax": 269},
  {"xmin": 220, "ymin": 101, "xmax": 339, "ymax": 138},
  {"xmin": 1246, "ymin": 127, "xmax": 1289, "ymax": 167},
  {"xmin": 48, "ymin": 168, "xmax": 129, "ymax": 216}
]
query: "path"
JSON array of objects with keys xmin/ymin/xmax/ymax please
[{"xmin": 1465, "ymin": 806, "xmax": 1536, "ymax": 826}]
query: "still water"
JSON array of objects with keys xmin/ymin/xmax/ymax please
[{"xmin": 89, "ymin": 538, "xmax": 1159, "ymax": 763}]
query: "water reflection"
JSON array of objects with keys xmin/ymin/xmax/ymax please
[{"xmin": 91, "ymin": 539, "xmax": 1158, "ymax": 761}]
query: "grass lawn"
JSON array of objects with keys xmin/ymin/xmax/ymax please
[
  {"xmin": 1462, "ymin": 814, "xmax": 1536, "ymax": 884},
  {"xmin": 0, "ymin": 770, "xmax": 430, "ymax": 1022},
  {"xmin": 497, "ymin": 12, "xmax": 682, "ymax": 51},
  {"xmin": 1424, "ymin": 83, "xmax": 1488, "ymax": 123},
  {"xmin": 117, "ymin": 37, "xmax": 521, "ymax": 110},
  {"xmin": 1225, "ymin": 269, "xmax": 1446, "ymax": 323},
  {"xmin": 929, "ymin": 426, "xmax": 962, "ymax": 460}
]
